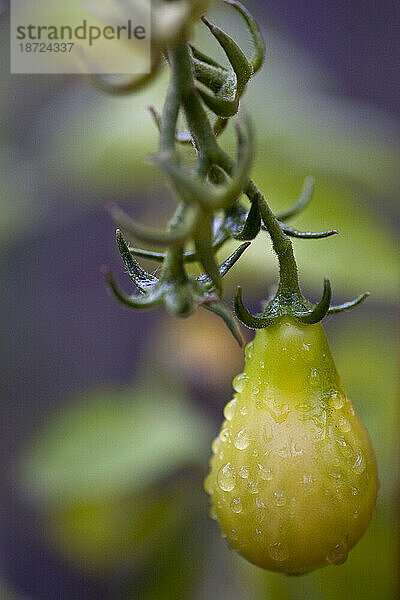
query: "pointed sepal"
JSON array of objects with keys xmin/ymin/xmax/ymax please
[
  {"xmin": 234, "ymin": 286, "xmax": 279, "ymax": 329},
  {"xmin": 328, "ymin": 292, "xmax": 370, "ymax": 314},
  {"xmin": 116, "ymin": 230, "xmax": 158, "ymax": 292},
  {"xmin": 296, "ymin": 277, "xmax": 332, "ymax": 324}
]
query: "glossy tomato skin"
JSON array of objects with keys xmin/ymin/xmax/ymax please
[{"xmin": 205, "ymin": 318, "xmax": 378, "ymax": 575}]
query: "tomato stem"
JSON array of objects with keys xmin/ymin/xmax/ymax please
[{"xmin": 103, "ymin": 1, "xmax": 369, "ymax": 335}]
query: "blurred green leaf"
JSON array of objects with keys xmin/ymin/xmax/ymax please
[
  {"xmin": 47, "ymin": 478, "xmax": 200, "ymax": 572},
  {"xmin": 20, "ymin": 383, "xmax": 211, "ymax": 505}
]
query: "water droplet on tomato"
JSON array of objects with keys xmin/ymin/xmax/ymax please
[
  {"xmin": 248, "ymin": 480, "xmax": 259, "ymax": 494},
  {"xmin": 273, "ymin": 490, "xmax": 286, "ymax": 506},
  {"xmin": 245, "ymin": 342, "xmax": 254, "ymax": 359},
  {"xmin": 258, "ymin": 464, "xmax": 273, "ymax": 481},
  {"xmin": 234, "ymin": 428, "xmax": 250, "ymax": 450},
  {"xmin": 269, "ymin": 542, "xmax": 289, "ymax": 561},
  {"xmin": 233, "ymin": 373, "xmax": 249, "ymax": 393},
  {"xmin": 353, "ymin": 451, "xmax": 366, "ymax": 474},
  {"xmin": 219, "ymin": 428, "xmax": 230, "ymax": 443},
  {"xmin": 231, "ymin": 497, "xmax": 242, "ymax": 513},
  {"xmin": 211, "ymin": 437, "xmax": 220, "ymax": 454},
  {"xmin": 223, "ymin": 398, "xmax": 237, "ymax": 421},
  {"xmin": 204, "ymin": 474, "xmax": 213, "ymax": 494},
  {"xmin": 217, "ymin": 463, "xmax": 236, "ymax": 491},
  {"xmin": 329, "ymin": 393, "xmax": 343, "ymax": 409},
  {"xmin": 338, "ymin": 417, "xmax": 351, "ymax": 433},
  {"xmin": 327, "ymin": 543, "xmax": 348, "ymax": 565},
  {"xmin": 302, "ymin": 473, "xmax": 313, "ymax": 484},
  {"xmin": 239, "ymin": 466, "xmax": 249, "ymax": 479}
]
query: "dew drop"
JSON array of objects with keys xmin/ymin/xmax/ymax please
[
  {"xmin": 233, "ymin": 373, "xmax": 249, "ymax": 393},
  {"xmin": 223, "ymin": 398, "xmax": 237, "ymax": 421},
  {"xmin": 204, "ymin": 475, "xmax": 213, "ymax": 494},
  {"xmin": 239, "ymin": 466, "xmax": 249, "ymax": 479},
  {"xmin": 278, "ymin": 445, "xmax": 289, "ymax": 459},
  {"xmin": 263, "ymin": 400, "xmax": 290, "ymax": 424},
  {"xmin": 269, "ymin": 542, "xmax": 289, "ymax": 562},
  {"xmin": 211, "ymin": 438, "xmax": 220, "ymax": 454},
  {"xmin": 234, "ymin": 428, "xmax": 250, "ymax": 450},
  {"xmin": 245, "ymin": 342, "xmax": 254, "ymax": 360},
  {"xmin": 217, "ymin": 463, "xmax": 236, "ymax": 492},
  {"xmin": 231, "ymin": 497, "xmax": 243, "ymax": 514},
  {"xmin": 240, "ymin": 405, "xmax": 248, "ymax": 416},
  {"xmin": 329, "ymin": 472, "xmax": 342, "ymax": 480},
  {"xmin": 311, "ymin": 368, "xmax": 317, "ymax": 378},
  {"xmin": 252, "ymin": 449, "xmax": 259, "ymax": 458},
  {"xmin": 327, "ymin": 543, "xmax": 348, "ymax": 565},
  {"xmin": 353, "ymin": 510, "xmax": 359, "ymax": 519},
  {"xmin": 248, "ymin": 480, "xmax": 259, "ymax": 494},
  {"xmin": 264, "ymin": 422, "xmax": 273, "ymax": 442},
  {"xmin": 219, "ymin": 428, "xmax": 230, "ymax": 443},
  {"xmin": 329, "ymin": 393, "xmax": 344, "ymax": 410},
  {"xmin": 209, "ymin": 505, "xmax": 217, "ymax": 520},
  {"xmin": 255, "ymin": 528, "xmax": 262, "ymax": 536},
  {"xmin": 302, "ymin": 342, "xmax": 310, "ymax": 352},
  {"xmin": 335, "ymin": 437, "xmax": 347, "ymax": 447},
  {"xmin": 302, "ymin": 474, "xmax": 313, "ymax": 484},
  {"xmin": 353, "ymin": 450, "xmax": 366, "ymax": 475},
  {"xmin": 351, "ymin": 487, "xmax": 359, "ymax": 496},
  {"xmin": 258, "ymin": 463, "xmax": 273, "ymax": 481},
  {"xmin": 260, "ymin": 361, "xmax": 265, "ymax": 369},
  {"xmin": 338, "ymin": 417, "xmax": 351, "ymax": 433},
  {"xmin": 296, "ymin": 402, "xmax": 312, "ymax": 412},
  {"xmin": 253, "ymin": 387, "xmax": 260, "ymax": 395},
  {"xmin": 230, "ymin": 528, "xmax": 238, "ymax": 540},
  {"xmin": 255, "ymin": 497, "xmax": 266, "ymax": 508},
  {"xmin": 273, "ymin": 490, "xmax": 286, "ymax": 506}
]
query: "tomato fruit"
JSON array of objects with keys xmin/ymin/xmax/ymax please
[{"xmin": 204, "ymin": 318, "xmax": 378, "ymax": 574}]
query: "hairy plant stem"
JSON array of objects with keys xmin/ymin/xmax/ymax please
[
  {"xmin": 160, "ymin": 41, "xmax": 306, "ymax": 310},
  {"xmin": 216, "ymin": 153, "xmax": 306, "ymax": 311}
]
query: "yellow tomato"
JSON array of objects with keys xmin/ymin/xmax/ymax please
[{"xmin": 204, "ymin": 318, "xmax": 378, "ymax": 574}]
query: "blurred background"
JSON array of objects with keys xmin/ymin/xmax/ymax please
[{"xmin": 1, "ymin": 0, "xmax": 399, "ymax": 598}]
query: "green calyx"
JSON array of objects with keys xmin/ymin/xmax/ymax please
[
  {"xmin": 104, "ymin": 229, "xmax": 250, "ymax": 345},
  {"xmin": 233, "ymin": 188, "xmax": 369, "ymax": 329},
  {"xmin": 100, "ymin": 0, "xmax": 369, "ymax": 341}
]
